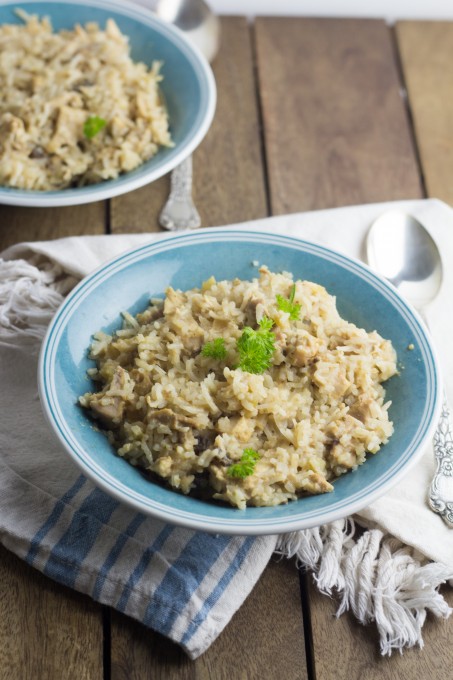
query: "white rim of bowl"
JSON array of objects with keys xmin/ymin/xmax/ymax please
[
  {"xmin": 38, "ymin": 230, "xmax": 443, "ymax": 535},
  {"xmin": 0, "ymin": 0, "xmax": 217, "ymax": 207}
]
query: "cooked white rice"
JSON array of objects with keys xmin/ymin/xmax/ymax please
[
  {"xmin": 80, "ymin": 267, "xmax": 398, "ymax": 510},
  {"xmin": 0, "ymin": 11, "xmax": 172, "ymax": 190}
]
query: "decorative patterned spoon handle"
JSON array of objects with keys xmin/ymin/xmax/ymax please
[
  {"xmin": 429, "ymin": 395, "xmax": 453, "ymax": 527},
  {"xmin": 159, "ymin": 156, "xmax": 201, "ymax": 231}
]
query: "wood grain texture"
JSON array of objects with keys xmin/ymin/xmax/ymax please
[
  {"xmin": 308, "ymin": 582, "xmax": 453, "ymax": 680},
  {"xmin": 110, "ymin": 613, "xmax": 193, "ymax": 680},
  {"xmin": 192, "ymin": 17, "xmax": 267, "ymax": 227},
  {"xmin": 4, "ymin": 14, "xmax": 452, "ymax": 680},
  {"xmin": 110, "ymin": 17, "xmax": 306, "ymax": 678},
  {"xmin": 0, "ymin": 185, "xmax": 107, "ymax": 679},
  {"xmin": 255, "ymin": 17, "xmax": 451, "ymax": 680},
  {"xmin": 0, "ymin": 545, "xmax": 103, "ymax": 680},
  {"xmin": 0, "ymin": 202, "xmax": 106, "ymax": 251},
  {"xmin": 396, "ymin": 21, "xmax": 453, "ymax": 206},
  {"xmin": 109, "ymin": 178, "xmax": 169, "ymax": 235},
  {"xmin": 111, "ymin": 559, "xmax": 307, "ymax": 680},
  {"xmin": 254, "ymin": 17, "xmax": 423, "ymax": 214},
  {"xmin": 110, "ymin": 17, "xmax": 267, "ymax": 234}
]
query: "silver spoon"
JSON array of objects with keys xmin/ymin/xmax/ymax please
[
  {"xmin": 367, "ymin": 210, "xmax": 453, "ymax": 528},
  {"xmin": 155, "ymin": 0, "xmax": 220, "ymax": 230}
]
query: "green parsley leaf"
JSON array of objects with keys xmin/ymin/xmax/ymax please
[
  {"xmin": 276, "ymin": 283, "xmax": 301, "ymax": 320},
  {"xmin": 236, "ymin": 316, "xmax": 275, "ymax": 374},
  {"xmin": 258, "ymin": 316, "xmax": 274, "ymax": 332},
  {"xmin": 227, "ymin": 448, "xmax": 261, "ymax": 478},
  {"xmin": 83, "ymin": 116, "xmax": 107, "ymax": 139},
  {"xmin": 201, "ymin": 338, "xmax": 227, "ymax": 360}
]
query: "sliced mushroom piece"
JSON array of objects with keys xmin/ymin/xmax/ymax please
[
  {"xmin": 148, "ymin": 408, "xmax": 198, "ymax": 450},
  {"xmin": 148, "ymin": 407, "xmax": 198, "ymax": 430},
  {"xmin": 136, "ymin": 304, "xmax": 164, "ymax": 325},
  {"xmin": 29, "ymin": 145, "xmax": 47, "ymax": 159},
  {"xmin": 193, "ymin": 430, "xmax": 216, "ymax": 455},
  {"xmin": 244, "ymin": 294, "xmax": 266, "ymax": 325},
  {"xmin": 72, "ymin": 78, "xmax": 94, "ymax": 91}
]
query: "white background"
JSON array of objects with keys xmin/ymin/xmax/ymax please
[{"xmin": 136, "ymin": 1, "xmax": 453, "ymax": 21}]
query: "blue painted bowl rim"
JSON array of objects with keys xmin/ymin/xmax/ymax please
[
  {"xmin": 0, "ymin": 0, "xmax": 216, "ymax": 207},
  {"xmin": 38, "ymin": 229, "xmax": 443, "ymax": 535}
]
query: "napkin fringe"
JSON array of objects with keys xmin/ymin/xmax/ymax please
[
  {"xmin": 276, "ymin": 520, "xmax": 453, "ymax": 655},
  {"xmin": 0, "ymin": 257, "xmax": 75, "ymax": 344}
]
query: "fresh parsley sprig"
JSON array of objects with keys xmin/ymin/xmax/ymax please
[
  {"xmin": 276, "ymin": 283, "xmax": 301, "ymax": 321},
  {"xmin": 227, "ymin": 448, "xmax": 261, "ymax": 478},
  {"xmin": 236, "ymin": 316, "xmax": 275, "ymax": 374},
  {"xmin": 199, "ymin": 316, "xmax": 276, "ymax": 374},
  {"xmin": 201, "ymin": 337, "xmax": 227, "ymax": 360},
  {"xmin": 83, "ymin": 116, "xmax": 107, "ymax": 139}
]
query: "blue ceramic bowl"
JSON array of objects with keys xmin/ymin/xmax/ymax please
[
  {"xmin": 0, "ymin": 0, "xmax": 216, "ymax": 207},
  {"xmin": 39, "ymin": 230, "xmax": 442, "ymax": 534}
]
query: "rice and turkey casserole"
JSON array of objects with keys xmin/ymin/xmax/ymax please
[
  {"xmin": 80, "ymin": 267, "xmax": 397, "ymax": 510},
  {"xmin": 0, "ymin": 12, "xmax": 172, "ymax": 190}
]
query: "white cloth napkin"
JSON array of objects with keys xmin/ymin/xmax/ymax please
[{"xmin": 1, "ymin": 198, "xmax": 453, "ymax": 656}]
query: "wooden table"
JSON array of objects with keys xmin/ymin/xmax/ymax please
[{"xmin": 1, "ymin": 15, "xmax": 453, "ymax": 680}]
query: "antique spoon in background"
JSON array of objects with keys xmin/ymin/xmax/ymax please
[
  {"xmin": 155, "ymin": 0, "xmax": 220, "ymax": 230},
  {"xmin": 367, "ymin": 210, "xmax": 453, "ymax": 528}
]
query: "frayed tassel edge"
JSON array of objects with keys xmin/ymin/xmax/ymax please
[
  {"xmin": 275, "ymin": 521, "xmax": 453, "ymax": 655},
  {"xmin": 0, "ymin": 257, "xmax": 76, "ymax": 344}
]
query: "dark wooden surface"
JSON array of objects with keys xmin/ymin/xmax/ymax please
[{"xmin": 1, "ymin": 15, "xmax": 453, "ymax": 680}]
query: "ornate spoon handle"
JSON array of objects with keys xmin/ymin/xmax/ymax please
[
  {"xmin": 429, "ymin": 395, "xmax": 453, "ymax": 527},
  {"xmin": 159, "ymin": 156, "xmax": 201, "ymax": 231}
]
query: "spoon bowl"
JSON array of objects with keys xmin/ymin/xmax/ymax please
[
  {"xmin": 155, "ymin": 0, "xmax": 220, "ymax": 65},
  {"xmin": 367, "ymin": 210, "xmax": 453, "ymax": 528},
  {"xmin": 367, "ymin": 210, "xmax": 443, "ymax": 310}
]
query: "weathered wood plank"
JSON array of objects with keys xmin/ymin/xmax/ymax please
[
  {"xmin": 396, "ymin": 21, "xmax": 453, "ymax": 206},
  {"xmin": 0, "ymin": 545, "xmax": 103, "ymax": 680},
  {"xmin": 0, "ymin": 197, "xmax": 107, "ymax": 680},
  {"xmin": 109, "ymin": 17, "xmax": 307, "ymax": 679},
  {"xmin": 255, "ymin": 17, "xmax": 423, "ymax": 214},
  {"xmin": 0, "ymin": 202, "xmax": 106, "ymax": 251},
  {"xmin": 192, "ymin": 17, "xmax": 267, "ymax": 228},
  {"xmin": 0, "ymin": 207, "xmax": 107, "ymax": 675},
  {"xmin": 111, "ymin": 559, "xmax": 307, "ymax": 680},
  {"xmin": 255, "ymin": 16, "xmax": 453, "ymax": 680},
  {"xmin": 110, "ymin": 613, "xmax": 193, "ymax": 680},
  {"xmin": 308, "ymin": 583, "xmax": 453, "ymax": 680},
  {"xmin": 199, "ymin": 558, "xmax": 307, "ymax": 680},
  {"xmin": 110, "ymin": 17, "xmax": 267, "ymax": 233}
]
